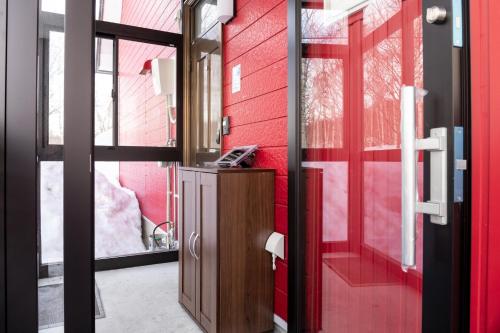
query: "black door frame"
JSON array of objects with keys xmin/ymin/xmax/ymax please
[
  {"xmin": 0, "ymin": 0, "xmax": 7, "ymax": 332},
  {"xmin": 1, "ymin": 0, "xmax": 185, "ymax": 331},
  {"xmin": 4, "ymin": 0, "xmax": 39, "ymax": 332},
  {"xmin": 287, "ymin": 0, "xmax": 471, "ymax": 332},
  {"xmin": 63, "ymin": 0, "xmax": 96, "ymax": 330}
]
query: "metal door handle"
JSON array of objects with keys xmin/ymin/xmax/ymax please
[
  {"xmin": 188, "ymin": 231, "xmax": 195, "ymax": 257},
  {"xmin": 193, "ymin": 233, "xmax": 200, "ymax": 260},
  {"xmin": 400, "ymin": 86, "xmax": 448, "ymax": 271}
]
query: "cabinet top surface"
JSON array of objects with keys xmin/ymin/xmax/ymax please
[{"xmin": 179, "ymin": 166, "xmax": 275, "ymax": 174}]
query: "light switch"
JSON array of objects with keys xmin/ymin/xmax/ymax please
[
  {"xmin": 232, "ymin": 64, "xmax": 241, "ymax": 93},
  {"xmin": 222, "ymin": 116, "xmax": 230, "ymax": 135}
]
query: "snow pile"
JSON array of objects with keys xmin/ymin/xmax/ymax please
[
  {"xmin": 94, "ymin": 166, "xmax": 147, "ymax": 258},
  {"xmin": 41, "ymin": 162, "xmax": 147, "ymax": 263},
  {"xmin": 40, "ymin": 162, "xmax": 65, "ymax": 263}
]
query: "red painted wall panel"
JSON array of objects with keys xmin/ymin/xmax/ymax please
[
  {"xmin": 222, "ymin": 0, "xmax": 289, "ymax": 321},
  {"xmin": 275, "ymin": 176, "xmax": 288, "ymax": 206},
  {"xmin": 224, "ymin": 0, "xmax": 283, "ymax": 42},
  {"xmin": 223, "ymin": 58, "xmax": 288, "ymax": 107},
  {"xmin": 223, "ymin": 1, "xmax": 287, "ymax": 63},
  {"xmin": 470, "ymin": 0, "xmax": 500, "ymax": 332},
  {"xmin": 224, "ymin": 88, "xmax": 287, "ymax": 127}
]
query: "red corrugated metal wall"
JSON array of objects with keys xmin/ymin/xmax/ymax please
[
  {"xmin": 470, "ymin": 0, "xmax": 500, "ymax": 332},
  {"xmin": 222, "ymin": 0, "xmax": 289, "ymax": 321}
]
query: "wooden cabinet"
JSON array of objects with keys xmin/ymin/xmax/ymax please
[{"xmin": 179, "ymin": 167, "xmax": 275, "ymax": 333}]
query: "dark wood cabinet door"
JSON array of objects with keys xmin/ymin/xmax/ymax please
[
  {"xmin": 197, "ymin": 172, "xmax": 218, "ymax": 333},
  {"xmin": 179, "ymin": 170, "xmax": 197, "ymax": 317}
]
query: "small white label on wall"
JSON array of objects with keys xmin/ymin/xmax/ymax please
[{"xmin": 232, "ymin": 64, "xmax": 241, "ymax": 93}]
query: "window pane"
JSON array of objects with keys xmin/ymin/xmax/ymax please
[
  {"xmin": 40, "ymin": 162, "xmax": 64, "ymax": 264},
  {"xmin": 195, "ymin": 0, "xmax": 218, "ymax": 37},
  {"xmin": 118, "ymin": 40, "xmax": 177, "ymax": 147},
  {"xmin": 95, "ymin": 38, "xmax": 114, "ymax": 146},
  {"xmin": 47, "ymin": 30, "xmax": 65, "ymax": 145},
  {"xmin": 96, "ymin": 38, "xmax": 114, "ymax": 73},
  {"xmin": 41, "ymin": 0, "xmax": 65, "ymax": 14},
  {"xmin": 301, "ymin": 1, "xmax": 425, "ymax": 332},
  {"xmin": 39, "ymin": 5, "xmax": 65, "ymax": 331},
  {"xmin": 96, "ymin": 0, "xmax": 181, "ymax": 33},
  {"xmin": 95, "ymin": 73, "xmax": 114, "ymax": 146},
  {"xmin": 94, "ymin": 161, "xmax": 179, "ymax": 259}
]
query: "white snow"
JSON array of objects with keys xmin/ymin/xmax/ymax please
[{"xmin": 40, "ymin": 161, "xmax": 147, "ymax": 263}]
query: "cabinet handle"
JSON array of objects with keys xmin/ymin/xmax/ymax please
[
  {"xmin": 193, "ymin": 233, "xmax": 200, "ymax": 260},
  {"xmin": 188, "ymin": 231, "xmax": 195, "ymax": 257}
]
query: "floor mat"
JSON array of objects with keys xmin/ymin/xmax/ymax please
[
  {"xmin": 38, "ymin": 282, "xmax": 105, "ymax": 329},
  {"xmin": 324, "ymin": 255, "xmax": 401, "ymax": 287}
]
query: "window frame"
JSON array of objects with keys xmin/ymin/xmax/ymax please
[
  {"xmin": 37, "ymin": 15, "xmax": 184, "ymax": 162},
  {"xmin": 36, "ymin": 12, "xmax": 184, "ymax": 272}
]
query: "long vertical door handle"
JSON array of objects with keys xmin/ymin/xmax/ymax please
[
  {"xmin": 188, "ymin": 231, "xmax": 195, "ymax": 257},
  {"xmin": 193, "ymin": 234, "xmax": 200, "ymax": 260},
  {"xmin": 401, "ymin": 86, "xmax": 418, "ymax": 271},
  {"xmin": 400, "ymin": 86, "xmax": 448, "ymax": 272}
]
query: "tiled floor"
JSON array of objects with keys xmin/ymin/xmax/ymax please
[{"xmin": 39, "ymin": 262, "xmax": 202, "ymax": 333}]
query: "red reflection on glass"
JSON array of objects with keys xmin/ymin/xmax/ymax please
[{"xmin": 302, "ymin": 0, "xmax": 424, "ymax": 331}]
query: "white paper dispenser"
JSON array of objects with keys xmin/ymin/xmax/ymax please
[{"xmin": 265, "ymin": 232, "xmax": 284, "ymax": 270}]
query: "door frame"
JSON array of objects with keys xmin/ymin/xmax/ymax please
[
  {"xmin": 287, "ymin": 0, "xmax": 472, "ymax": 332},
  {"xmin": 0, "ymin": 0, "xmax": 6, "ymax": 331},
  {"xmin": 2, "ymin": 0, "xmax": 185, "ymax": 331},
  {"xmin": 3, "ymin": 0, "xmax": 39, "ymax": 332},
  {"xmin": 182, "ymin": 0, "xmax": 223, "ymax": 167}
]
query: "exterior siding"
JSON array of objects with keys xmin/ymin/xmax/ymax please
[
  {"xmin": 470, "ymin": 0, "xmax": 500, "ymax": 332},
  {"xmin": 222, "ymin": 0, "xmax": 289, "ymax": 321}
]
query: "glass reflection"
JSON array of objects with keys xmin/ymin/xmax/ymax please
[{"xmin": 301, "ymin": 0, "xmax": 424, "ymax": 332}]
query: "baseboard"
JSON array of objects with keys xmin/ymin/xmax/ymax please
[{"xmin": 274, "ymin": 314, "xmax": 287, "ymax": 332}]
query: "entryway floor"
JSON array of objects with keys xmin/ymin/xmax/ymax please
[{"xmin": 39, "ymin": 262, "xmax": 202, "ymax": 333}]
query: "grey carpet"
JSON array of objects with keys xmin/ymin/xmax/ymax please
[{"xmin": 38, "ymin": 282, "xmax": 105, "ymax": 329}]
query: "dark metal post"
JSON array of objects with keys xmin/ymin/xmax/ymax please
[
  {"xmin": 287, "ymin": 0, "xmax": 304, "ymax": 331},
  {"xmin": 5, "ymin": 0, "xmax": 39, "ymax": 331},
  {"xmin": 0, "ymin": 0, "xmax": 6, "ymax": 331},
  {"xmin": 64, "ymin": 0, "xmax": 95, "ymax": 331}
]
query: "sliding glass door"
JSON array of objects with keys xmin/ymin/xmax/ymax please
[{"xmin": 4, "ymin": 0, "xmax": 184, "ymax": 331}]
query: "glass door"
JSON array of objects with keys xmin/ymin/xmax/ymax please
[
  {"xmin": 292, "ymin": 0, "xmax": 468, "ymax": 331},
  {"xmin": 189, "ymin": 0, "xmax": 222, "ymax": 166}
]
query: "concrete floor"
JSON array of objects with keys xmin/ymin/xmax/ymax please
[{"xmin": 40, "ymin": 262, "xmax": 202, "ymax": 333}]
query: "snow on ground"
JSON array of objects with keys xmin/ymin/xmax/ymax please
[{"xmin": 41, "ymin": 162, "xmax": 147, "ymax": 263}]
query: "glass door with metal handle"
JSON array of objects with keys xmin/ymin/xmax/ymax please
[
  {"xmin": 401, "ymin": 86, "xmax": 448, "ymax": 271},
  {"xmin": 294, "ymin": 0, "xmax": 470, "ymax": 331}
]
